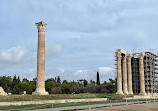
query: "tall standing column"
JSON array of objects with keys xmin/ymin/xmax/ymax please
[
  {"xmin": 116, "ymin": 52, "xmax": 123, "ymax": 95},
  {"xmin": 32, "ymin": 21, "xmax": 48, "ymax": 95},
  {"xmin": 127, "ymin": 54, "xmax": 133, "ymax": 94},
  {"xmin": 139, "ymin": 52, "xmax": 146, "ymax": 95},
  {"xmin": 123, "ymin": 54, "xmax": 128, "ymax": 94}
]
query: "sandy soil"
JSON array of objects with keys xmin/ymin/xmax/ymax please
[{"xmin": 81, "ymin": 102, "xmax": 158, "ymax": 111}]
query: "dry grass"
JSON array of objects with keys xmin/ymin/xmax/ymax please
[
  {"xmin": 0, "ymin": 93, "xmax": 132, "ymax": 102},
  {"xmin": 0, "ymin": 93, "xmax": 105, "ymax": 102}
]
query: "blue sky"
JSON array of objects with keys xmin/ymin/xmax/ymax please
[{"xmin": 0, "ymin": 0, "xmax": 158, "ymax": 82}]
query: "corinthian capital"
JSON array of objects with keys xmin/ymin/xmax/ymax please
[
  {"xmin": 35, "ymin": 21, "xmax": 47, "ymax": 32},
  {"xmin": 116, "ymin": 52, "xmax": 121, "ymax": 58},
  {"xmin": 140, "ymin": 52, "xmax": 145, "ymax": 58}
]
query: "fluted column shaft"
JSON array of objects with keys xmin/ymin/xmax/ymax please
[
  {"xmin": 123, "ymin": 54, "xmax": 128, "ymax": 94},
  {"xmin": 116, "ymin": 52, "xmax": 123, "ymax": 94},
  {"xmin": 36, "ymin": 26, "xmax": 45, "ymax": 91},
  {"xmin": 32, "ymin": 21, "xmax": 48, "ymax": 95},
  {"xmin": 139, "ymin": 52, "xmax": 146, "ymax": 95},
  {"xmin": 127, "ymin": 54, "xmax": 133, "ymax": 94}
]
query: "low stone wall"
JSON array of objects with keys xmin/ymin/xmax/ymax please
[
  {"xmin": 0, "ymin": 98, "xmax": 107, "ymax": 106},
  {"xmin": 124, "ymin": 95, "xmax": 158, "ymax": 100},
  {"xmin": 147, "ymin": 93, "xmax": 158, "ymax": 97}
]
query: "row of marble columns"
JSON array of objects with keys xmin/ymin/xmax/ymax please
[{"xmin": 116, "ymin": 51, "xmax": 146, "ymax": 95}]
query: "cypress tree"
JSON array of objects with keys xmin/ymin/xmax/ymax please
[
  {"xmin": 57, "ymin": 76, "xmax": 61, "ymax": 84},
  {"xmin": 96, "ymin": 71, "xmax": 100, "ymax": 85}
]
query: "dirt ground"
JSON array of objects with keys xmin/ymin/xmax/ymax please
[{"xmin": 81, "ymin": 102, "xmax": 158, "ymax": 111}]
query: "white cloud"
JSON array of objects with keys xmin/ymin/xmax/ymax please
[
  {"xmin": 74, "ymin": 70, "xmax": 93, "ymax": 79},
  {"xmin": 98, "ymin": 67, "xmax": 114, "ymax": 75},
  {"xmin": 98, "ymin": 67, "xmax": 115, "ymax": 81},
  {"xmin": 0, "ymin": 45, "xmax": 62, "ymax": 66},
  {"xmin": 74, "ymin": 70, "xmax": 86, "ymax": 76},
  {"xmin": 0, "ymin": 46, "xmax": 28, "ymax": 64},
  {"xmin": 70, "ymin": 67, "xmax": 115, "ymax": 82}
]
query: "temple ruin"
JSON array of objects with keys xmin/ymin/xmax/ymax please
[{"xmin": 115, "ymin": 49, "xmax": 158, "ymax": 96}]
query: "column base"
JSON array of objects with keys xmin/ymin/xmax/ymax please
[
  {"xmin": 0, "ymin": 87, "xmax": 7, "ymax": 96},
  {"xmin": 129, "ymin": 92, "xmax": 133, "ymax": 95},
  {"xmin": 123, "ymin": 91, "xmax": 129, "ymax": 95},
  {"xmin": 139, "ymin": 92, "xmax": 147, "ymax": 96},
  {"xmin": 116, "ymin": 91, "xmax": 124, "ymax": 95},
  {"xmin": 32, "ymin": 90, "xmax": 49, "ymax": 95}
]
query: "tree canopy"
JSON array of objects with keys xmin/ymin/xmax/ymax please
[{"xmin": 0, "ymin": 74, "xmax": 116, "ymax": 94}]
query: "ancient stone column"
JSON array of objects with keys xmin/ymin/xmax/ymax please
[
  {"xmin": 123, "ymin": 54, "xmax": 128, "ymax": 94},
  {"xmin": 127, "ymin": 54, "xmax": 133, "ymax": 94},
  {"xmin": 116, "ymin": 52, "xmax": 123, "ymax": 95},
  {"xmin": 32, "ymin": 21, "xmax": 48, "ymax": 95},
  {"xmin": 139, "ymin": 52, "xmax": 146, "ymax": 95}
]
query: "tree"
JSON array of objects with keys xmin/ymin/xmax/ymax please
[
  {"xmin": 22, "ymin": 78, "xmax": 29, "ymax": 83},
  {"xmin": 57, "ymin": 76, "xmax": 61, "ymax": 84},
  {"xmin": 96, "ymin": 71, "xmax": 100, "ymax": 85},
  {"xmin": 18, "ymin": 82, "xmax": 34, "ymax": 94},
  {"xmin": 46, "ymin": 78, "xmax": 56, "ymax": 83},
  {"xmin": 17, "ymin": 76, "xmax": 20, "ymax": 83},
  {"xmin": 109, "ymin": 78, "xmax": 115, "ymax": 84},
  {"xmin": 32, "ymin": 77, "xmax": 37, "ymax": 85},
  {"xmin": 83, "ymin": 79, "xmax": 88, "ymax": 87},
  {"xmin": 103, "ymin": 81, "xmax": 107, "ymax": 85},
  {"xmin": 90, "ymin": 79, "xmax": 95, "ymax": 84},
  {"xmin": 62, "ymin": 80, "xmax": 69, "ymax": 84},
  {"xmin": 105, "ymin": 78, "xmax": 116, "ymax": 93},
  {"xmin": 52, "ymin": 87, "xmax": 62, "ymax": 94},
  {"xmin": 74, "ymin": 87, "xmax": 84, "ymax": 94},
  {"xmin": 28, "ymin": 81, "xmax": 36, "ymax": 93},
  {"xmin": 106, "ymin": 83, "xmax": 115, "ymax": 93},
  {"xmin": 0, "ymin": 76, "xmax": 12, "ymax": 93},
  {"xmin": 61, "ymin": 83, "xmax": 72, "ymax": 94},
  {"xmin": 12, "ymin": 75, "xmax": 21, "ymax": 94},
  {"xmin": 0, "ymin": 73, "xmax": 117, "ymax": 94},
  {"xmin": 45, "ymin": 78, "xmax": 56, "ymax": 94},
  {"xmin": 85, "ymin": 84, "xmax": 96, "ymax": 93}
]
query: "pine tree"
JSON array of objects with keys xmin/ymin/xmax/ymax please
[{"xmin": 96, "ymin": 71, "xmax": 100, "ymax": 85}]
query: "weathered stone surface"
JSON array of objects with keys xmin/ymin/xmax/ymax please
[
  {"xmin": 32, "ymin": 21, "xmax": 48, "ymax": 95},
  {"xmin": 139, "ymin": 52, "xmax": 146, "ymax": 96},
  {"xmin": 123, "ymin": 54, "xmax": 128, "ymax": 94},
  {"xmin": 0, "ymin": 87, "xmax": 7, "ymax": 96},
  {"xmin": 116, "ymin": 51, "xmax": 123, "ymax": 95},
  {"xmin": 127, "ymin": 54, "xmax": 133, "ymax": 94}
]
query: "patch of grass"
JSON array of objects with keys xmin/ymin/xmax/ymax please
[
  {"xmin": 0, "ymin": 104, "xmax": 50, "ymax": 111},
  {"xmin": 0, "ymin": 93, "xmax": 104, "ymax": 102},
  {"xmin": 0, "ymin": 93, "xmax": 132, "ymax": 102},
  {"xmin": 0, "ymin": 93, "xmax": 135, "ymax": 102},
  {"xmin": 0, "ymin": 101, "xmax": 112, "ymax": 111}
]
